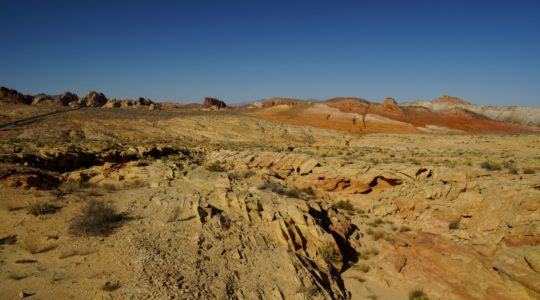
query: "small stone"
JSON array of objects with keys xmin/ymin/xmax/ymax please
[{"xmin": 19, "ymin": 291, "xmax": 33, "ymax": 298}]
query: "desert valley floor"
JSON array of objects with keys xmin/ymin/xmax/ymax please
[{"xmin": 0, "ymin": 105, "xmax": 539, "ymax": 299}]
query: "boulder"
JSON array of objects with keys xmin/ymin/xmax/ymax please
[
  {"xmin": 79, "ymin": 91, "xmax": 108, "ymax": 107},
  {"xmin": 54, "ymin": 92, "xmax": 78, "ymax": 106},
  {"xmin": 104, "ymin": 99, "xmax": 121, "ymax": 108},
  {"xmin": 31, "ymin": 94, "xmax": 55, "ymax": 105},
  {"xmin": 203, "ymin": 97, "xmax": 227, "ymax": 109}
]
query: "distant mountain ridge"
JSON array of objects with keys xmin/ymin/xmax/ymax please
[{"xmin": 2, "ymin": 85, "xmax": 538, "ymax": 132}]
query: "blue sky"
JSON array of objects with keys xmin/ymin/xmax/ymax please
[{"xmin": 1, "ymin": 0, "xmax": 539, "ymax": 106}]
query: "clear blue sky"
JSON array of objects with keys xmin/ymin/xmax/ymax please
[{"xmin": 1, "ymin": 0, "xmax": 539, "ymax": 106}]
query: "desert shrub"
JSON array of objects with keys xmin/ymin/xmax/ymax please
[
  {"xmin": 319, "ymin": 243, "xmax": 342, "ymax": 264},
  {"xmin": 448, "ymin": 219, "xmax": 460, "ymax": 230},
  {"xmin": 359, "ymin": 247, "xmax": 379, "ymax": 259},
  {"xmin": 508, "ymin": 167, "xmax": 519, "ymax": 175},
  {"xmin": 299, "ymin": 186, "xmax": 315, "ymax": 196},
  {"xmin": 205, "ymin": 162, "xmax": 227, "ymax": 172},
  {"xmin": 334, "ymin": 200, "xmax": 354, "ymax": 211},
  {"xmin": 399, "ymin": 226, "xmax": 412, "ymax": 232},
  {"xmin": 409, "ymin": 290, "xmax": 429, "ymax": 300},
  {"xmin": 260, "ymin": 181, "xmax": 301, "ymax": 198},
  {"xmin": 368, "ymin": 218, "xmax": 384, "ymax": 227},
  {"xmin": 101, "ymin": 183, "xmax": 117, "ymax": 191},
  {"xmin": 296, "ymin": 286, "xmax": 319, "ymax": 297},
  {"xmin": 26, "ymin": 202, "xmax": 59, "ymax": 216},
  {"xmin": 228, "ymin": 169, "xmax": 255, "ymax": 180},
  {"xmin": 479, "ymin": 161, "xmax": 501, "ymax": 171},
  {"xmin": 523, "ymin": 168, "xmax": 536, "ymax": 174},
  {"xmin": 69, "ymin": 201, "xmax": 124, "ymax": 236},
  {"xmin": 366, "ymin": 228, "xmax": 385, "ymax": 240},
  {"xmin": 355, "ymin": 263, "xmax": 370, "ymax": 273},
  {"xmin": 102, "ymin": 281, "xmax": 121, "ymax": 292}
]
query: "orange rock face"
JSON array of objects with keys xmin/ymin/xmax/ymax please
[{"xmin": 246, "ymin": 97, "xmax": 533, "ymax": 134}]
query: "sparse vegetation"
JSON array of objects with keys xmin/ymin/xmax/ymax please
[
  {"xmin": 359, "ymin": 247, "xmax": 379, "ymax": 260},
  {"xmin": 334, "ymin": 200, "xmax": 354, "ymax": 211},
  {"xmin": 205, "ymin": 162, "xmax": 227, "ymax": 172},
  {"xmin": 448, "ymin": 219, "xmax": 460, "ymax": 230},
  {"xmin": 102, "ymin": 281, "xmax": 121, "ymax": 292},
  {"xmin": 26, "ymin": 201, "xmax": 59, "ymax": 216},
  {"xmin": 409, "ymin": 290, "xmax": 430, "ymax": 300},
  {"xmin": 366, "ymin": 228, "xmax": 385, "ymax": 240},
  {"xmin": 480, "ymin": 161, "xmax": 501, "ymax": 171},
  {"xmin": 368, "ymin": 218, "xmax": 384, "ymax": 227},
  {"xmin": 319, "ymin": 242, "xmax": 342, "ymax": 264},
  {"xmin": 399, "ymin": 226, "xmax": 412, "ymax": 232},
  {"xmin": 228, "ymin": 169, "xmax": 256, "ymax": 180},
  {"xmin": 259, "ymin": 181, "xmax": 302, "ymax": 198},
  {"xmin": 296, "ymin": 286, "xmax": 319, "ymax": 296},
  {"xmin": 354, "ymin": 263, "xmax": 370, "ymax": 273},
  {"xmin": 523, "ymin": 168, "xmax": 536, "ymax": 174},
  {"xmin": 299, "ymin": 186, "xmax": 315, "ymax": 197},
  {"xmin": 69, "ymin": 201, "xmax": 125, "ymax": 236}
]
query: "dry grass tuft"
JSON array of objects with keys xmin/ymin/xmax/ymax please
[
  {"xmin": 479, "ymin": 161, "xmax": 501, "ymax": 171},
  {"xmin": 409, "ymin": 290, "xmax": 430, "ymax": 300},
  {"xmin": 354, "ymin": 263, "xmax": 371, "ymax": 273},
  {"xmin": 26, "ymin": 201, "xmax": 59, "ymax": 216},
  {"xmin": 334, "ymin": 200, "xmax": 354, "ymax": 211},
  {"xmin": 448, "ymin": 219, "xmax": 460, "ymax": 230},
  {"xmin": 399, "ymin": 226, "xmax": 412, "ymax": 232},
  {"xmin": 319, "ymin": 242, "xmax": 343, "ymax": 264},
  {"xmin": 69, "ymin": 201, "xmax": 125, "ymax": 236}
]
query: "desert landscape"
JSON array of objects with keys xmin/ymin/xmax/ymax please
[{"xmin": 1, "ymin": 87, "xmax": 539, "ymax": 299}]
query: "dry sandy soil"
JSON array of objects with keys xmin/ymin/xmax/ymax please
[{"xmin": 0, "ymin": 105, "xmax": 539, "ymax": 300}]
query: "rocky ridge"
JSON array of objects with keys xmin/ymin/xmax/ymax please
[{"xmin": 404, "ymin": 95, "xmax": 540, "ymax": 127}]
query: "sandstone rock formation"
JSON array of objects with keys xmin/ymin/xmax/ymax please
[
  {"xmin": 0, "ymin": 91, "xmax": 539, "ymax": 299},
  {"xmin": 79, "ymin": 91, "xmax": 108, "ymax": 107},
  {"xmin": 55, "ymin": 92, "xmax": 79, "ymax": 106},
  {"xmin": 382, "ymin": 97, "xmax": 401, "ymax": 112},
  {"xmin": 0, "ymin": 86, "xmax": 33, "ymax": 104},
  {"xmin": 203, "ymin": 97, "xmax": 227, "ymax": 109},
  {"xmin": 249, "ymin": 96, "xmax": 533, "ymax": 133},
  {"xmin": 104, "ymin": 97, "xmax": 160, "ymax": 109},
  {"xmin": 404, "ymin": 95, "xmax": 540, "ymax": 127}
]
